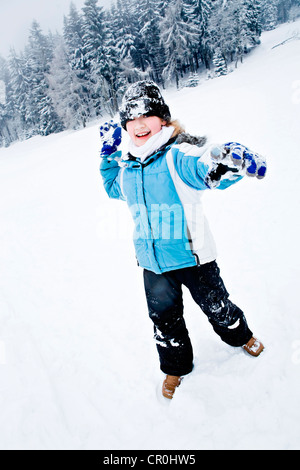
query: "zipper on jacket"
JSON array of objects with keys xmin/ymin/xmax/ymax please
[{"xmin": 140, "ymin": 164, "xmax": 161, "ymax": 272}]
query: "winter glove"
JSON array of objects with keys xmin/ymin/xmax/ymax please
[
  {"xmin": 205, "ymin": 142, "xmax": 267, "ymax": 189},
  {"xmin": 99, "ymin": 120, "xmax": 122, "ymax": 160}
]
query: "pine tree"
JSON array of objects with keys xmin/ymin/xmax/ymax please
[
  {"xmin": 0, "ymin": 56, "xmax": 15, "ymax": 147},
  {"xmin": 188, "ymin": 0, "xmax": 214, "ymax": 70},
  {"xmin": 137, "ymin": 0, "xmax": 167, "ymax": 84},
  {"xmin": 107, "ymin": 1, "xmax": 146, "ymax": 98},
  {"xmin": 259, "ymin": 0, "xmax": 278, "ymax": 31},
  {"xmin": 8, "ymin": 49, "xmax": 35, "ymax": 139},
  {"xmin": 213, "ymin": 47, "xmax": 228, "ymax": 76},
  {"xmin": 242, "ymin": 0, "xmax": 262, "ymax": 48},
  {"xmin": 229, "ymin": 0, "xmax": 249, "ymax": 66},
  {"xmin": 63, "ymin": 2, "xmax": 94, "ymax": 121},
  {"xmin": 0, "ymin": 58, "xmax": 6, "ymax": 106},
  {"xmin": 81, "ymin": 0, "xmax": 108, "ymax": 116},
  {"xmin": 185, "ymin": 71, "xmax": 200, "ymax": 87},
  {"xmin": 63, "ymin": 2, "xmax": 85, "ymax": 74},
  {"xmin": 113, "ymin": 0, "xmax": 137, "ymax": 61},
  {"xmin": 159, "ymin": 0, "xmax": 199, "ymax": 87},
  {"xmin": 206, "ymin": 0, "xmax": 226, "ymax": 65},
  {"xmin": 64, "ymin": 3, "xmax": 84, "ymax": 53},
  {"xmin": 181, "ymin": 0, "xmax": 204, "ymax": 71},
  {"xmin": 25, "ymin": 21, "xmax": 63, "ymax": 136},
  {"xmin": 100, "ymin": 9, "xmax": 124, "ymax": 115},
  {"xmin": 28, "ymin": 20, "xmax": 54, "ymax": 73},
  {"xmin": 0, "ymin": 100, "xmax": 8, "ymax": 147},
  {"xmin": 47, "ymin": 39, "xmax": 89, "ymax": 129}
]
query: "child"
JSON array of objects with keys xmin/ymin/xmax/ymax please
[{"xmin": 99, "ymin": 81, "xmax": 266, "ymax": 400}]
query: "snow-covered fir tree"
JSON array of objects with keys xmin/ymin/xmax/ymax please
[
  {"xmin": 180, "ymin": 0, "xmax": 210, "ymax": 71},
  {"xmin": 81, "ymin": 0, "xmax": 107, "ymax": 117},
  {"xmin": 243, "ymin": 0, "xmax": 262, "ymax": 47},
  {"xmin": 47, "ymin": 39, "xmax": 89, "ymax": 129},
  {"xmin": 259, "ymin": 0, "xmax": 278, "ymax": 30},
  {"xmin": 107, "ymin": 0, "xmax": 151, "ymax": 91},
  {"xmin": 97, "ymin": 9, "xmax": 124, "ymax": 115},
  {"xmin": 213, "ymin": 47, "xmax": 228, "ymax": 76},
  {"xmin": 63, "ymin": 3, "xmax": 95, "ymax": 123},
  {"xmin": 26, "ymin": 21, "xmax": 63, "ymax": 136},
  {"xmin": 159, "ymin": 0, "xmax": 200, "ymax": 87},
  {"xmin": 0, "ymin": 57, "xmax": 15, "ymax": 147},
  {"xmin": 112, "ymin": 0, "xmax": 137, "ymax": 62},
  {"xmin": 63, "ymin": 2, "xmax": 86, "ymax": 76},
  {"xmin": 8, "ymin": 49, "xmax": 37, "ymax": 140},
  {"xmin": 229, "ymin": 0, "xmax": 251, "ymax": 66},
  {"xmin": 126, "ymin": 0, "xmax": 149, "ymax": 73},
  {"xmin": 184, "ymin": 71, "xmax": 200, "ymax": 86},
  {"xmin": 137, "ymin": 0, "xmax": 166, "ymax": 84}
]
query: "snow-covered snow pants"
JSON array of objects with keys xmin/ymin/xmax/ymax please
[{"xmin": 143, "ymin": 261, "xmax": 253, "ymax": 376}]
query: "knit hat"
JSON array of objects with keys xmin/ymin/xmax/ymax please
[{"xmin": 119, "ymin": 81, "xmax": 171, "ymax": 130}]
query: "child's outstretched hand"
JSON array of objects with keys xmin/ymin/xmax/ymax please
[
  {"xmin": 206, "ymin": 142, "xmax": 267, "ymax": 188},
  {"xmin": 99, "ymin": 120, "xmax": 122, "ymax": 160}
]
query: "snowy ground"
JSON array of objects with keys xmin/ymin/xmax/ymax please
[{"xmin": 0, "ymin": 21, "xmax": 300, "ymax": 450}]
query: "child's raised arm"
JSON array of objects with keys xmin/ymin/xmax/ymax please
[
  {"xmin": 169, "ymin": 141, "xmax": 267, "ymax": 191},
  {"xmin": 205, "ymin": 142, "xmax": 267, "ymax": 189}
]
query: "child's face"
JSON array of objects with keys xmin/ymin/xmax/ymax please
[{"xmin": 126, "ymin": 116, "xmax": 166, "ymax": 147}]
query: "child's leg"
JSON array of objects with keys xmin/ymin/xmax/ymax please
[
  {"xmin": 143, "ymin": 269, "xmax": 194, "ymax": 376},
  {"xmin": 182, "ymin": 261, "xmax": 253, "ymax": 347}
]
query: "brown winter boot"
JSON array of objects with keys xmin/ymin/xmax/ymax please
[
  {"xmin": 162, "ymin": 375, "xmax": 182, "ymax": 399},
  {"xmin": 243, "ymin": 337, "xmax": 264, "ymax": 357}
]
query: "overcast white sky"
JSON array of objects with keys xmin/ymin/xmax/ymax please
[{"xmin": 0, "ymin": 0, "xmax": 113, "ymax": 58}]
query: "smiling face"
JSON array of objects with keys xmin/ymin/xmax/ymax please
[{"xmin": 126, "ymin": 116, "xmax": 166, "ymax": 147}]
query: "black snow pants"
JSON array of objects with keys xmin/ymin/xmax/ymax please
[{"xmin": 143, "ymin": 261, "xmax": 253, "ymax": 376}]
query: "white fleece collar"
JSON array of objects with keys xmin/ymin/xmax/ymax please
[{"xmin": 128, "ymin": 126, "xmax": 175, "ymax": 162}]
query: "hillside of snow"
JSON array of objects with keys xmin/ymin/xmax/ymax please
[{"xmin": 0, "ymin": 21, "xmax": 300, "ymax": 450}]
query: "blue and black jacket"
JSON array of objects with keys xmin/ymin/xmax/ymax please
[{"xmin": 100, "ymin": 136, "xmax": 242, "ymax": 274}]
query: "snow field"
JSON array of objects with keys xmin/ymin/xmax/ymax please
[{"xmin": 0, "ymin": 20, "xmax": 300, "ymax": 450}]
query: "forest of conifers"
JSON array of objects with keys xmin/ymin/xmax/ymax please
[{"xmin": 0, "ymin": 0, "xmax": 299, "ymax": 147}]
